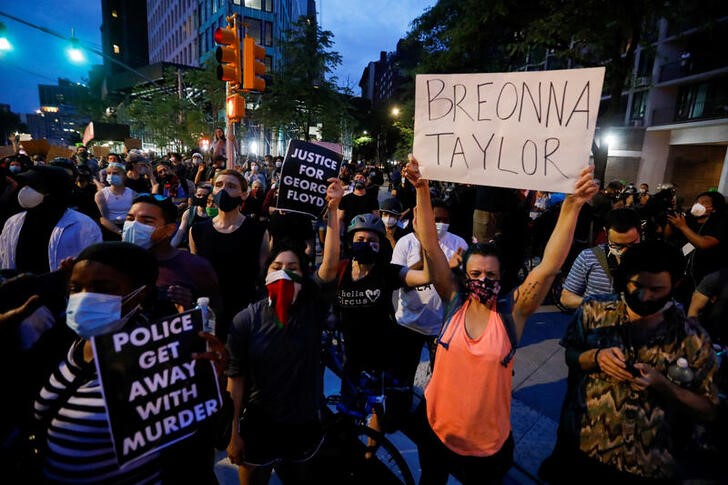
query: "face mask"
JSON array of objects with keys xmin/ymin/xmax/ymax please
[
  {"xmin": 192, "ymin": 195, "xmax": 208, "ymax": 207},
  {"xmin": 466, "ymin": 278, "xmax": 501, "ymax": 306},
  {"xmin": 265, "ymin": 270, "xmax": 303, "ymax": 327},
  {"xmin": 107, "ymin": 174, "xmax": 123, "ymax": 186},
  {"xmin": 213, "ymin": 189, "xmax": 243, "ymax": 212},
  {"xmin": 275, "ymin": 161, "xmax": 282, "ymax": 168},
  {"xmin": 690, "ymin": 202, "xmax": 707, "ymax": 218},
  {"xmin": 251, "ymin": 165, "xmax": 258, "ymax": 172},
  {"xmin": 9, "ymin": 165, "xmax": 21, "ymax": 174},
  {"xmin": 122, "ymin": 220, "xmax": 156, "ymax": 249},
  {"xmin": 608, "ymin": 245, "xmax": 627, "ymax": 259},
  {"xmin": 382, "ymin": 215, "xmax": 398, "ymax": 228},
  {"xmin": 66, "ymin": 286, "xmax": 146, "ymax": 338},
  {"xmin": 354, "ymin": 181, "xmax": 366, "ymax": 191},
  {"xmin": 206, "ymin": 207, "xmax": 219, "ymax": 217},
  {"xmin": 351, "ymin": 241, "xmax": 379, "ymax": 264},
  {"xmin": 436, "ymin": 222, "xmax": 449, "ymax": 238},
  {"xmin": 623, "ymin": 290, "xmax": 672, "ymax": 317},
  {"xmin": 18, "ymin": 186, "xmax": 45, "ymax": 209}
]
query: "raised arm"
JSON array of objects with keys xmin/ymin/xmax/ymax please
[
  {"xmin": 318, "ymin": 178, "xmax": 344, "ymax": 282},
  {"xmin": 405, "ymin": 155, "xmax": 457, "ymax": 301},
  {"xmin": 512, "ymin": 166, "xmax": 598, "ymax": 337}
]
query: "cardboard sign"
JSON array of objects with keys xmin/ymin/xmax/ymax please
[
  {"xmin": 46, "ymin": 145, "xmax": 73, "ymax": 160},
  {"xmin": 18, "ymin": 139, "xmax": 50, "ymax": 157},
  {"xmin": 277, "ymin": 140, "xmax": 343, "ymax": 218},
  {"xmin": 92, "ymin": 309, "xmax": 222, "ymax": 467},
  {"xmin": 413, "ymin": 67, "xmax": 605, "ymax": 193}
]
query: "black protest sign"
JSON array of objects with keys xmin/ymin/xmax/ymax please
[
  {"xmin": 277, "ymin": 140, "xmax": 343, "ymax": 218},
  {"xmin": 92, "ymin": 309, "xmax": 221, "ymax": 467}
]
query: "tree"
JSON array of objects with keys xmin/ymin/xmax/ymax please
[
  {"xmin": 255, "ymin": 17, "xmax": 351, "ymax": 142},
  {"xmin": 116, "ymin": 67, "xmax": 211, "ymax": 151}
]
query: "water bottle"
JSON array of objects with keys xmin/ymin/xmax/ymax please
[
  {"xmin": 195, "ymin": 297, "xmax": 216, "ymax": 335},
  {"xmin": 667, "ymin": 357, "xmax": 694, "ymax": 386}
]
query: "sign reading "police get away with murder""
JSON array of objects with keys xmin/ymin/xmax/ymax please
[
  {"xmin": 413, "ymin": 67, "xmax": 605, "ymax": 193},
  {"xmin": 277, "ymin": 140, "xmax": 343, "ymax": 218},
  {"xmin": 92, "ymin": 309, "xmax": 222, "ymax": 467}
]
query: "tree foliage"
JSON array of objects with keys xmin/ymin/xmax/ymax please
[
  {"xmin": 116, "ymin": 67, "xmax": 210, "ymax": 151},
  {"xmin": 255, "ymin": 17, "xmax": 351, "ymax": 142}
]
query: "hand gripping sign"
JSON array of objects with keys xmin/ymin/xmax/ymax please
[
  {"xmin": 413, "ymin": 67, "xmax": 605, "ymax": 193},
  {"xmin": 92, "ymin": 309, "xmax": 221, "ymax": 467},
  {"xmin": 277, "ymin": 140, "xmax": 343, "ymax": 218}
]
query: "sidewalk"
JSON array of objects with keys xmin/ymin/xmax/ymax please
[{"xmin": 214, "ymin": 305, "xmax": 573, "ymax": 484}]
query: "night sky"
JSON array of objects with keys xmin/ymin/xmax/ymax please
[{"xmin": 0, "ymin": 0, "xmax": 435, "ymax": 115}]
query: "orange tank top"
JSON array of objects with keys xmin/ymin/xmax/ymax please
[{"xmin": 424, "ymin": 298, "xmax": 513, "ymax": 456}]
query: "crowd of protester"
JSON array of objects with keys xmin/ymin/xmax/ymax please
[{"xmin": 0, "ymin": 139, "xmax": 725, "ymax": 484}]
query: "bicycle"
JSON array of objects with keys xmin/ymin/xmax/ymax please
[{"xmin": 315, "ymin": 327, "xmax": 416, "ymax": 485}]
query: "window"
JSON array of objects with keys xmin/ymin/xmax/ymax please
[
  {"xmin": 245, "ymin": 0, "xmax": 262, "ymax": 9},
  {"xmin": 245, "ymin": 17, "xmax": 262, "ymax": 44},
  {"xmin": 113, "ymin": 44, "xmax": 120, "ymax": 54},
  {"xmin": 265, "ymin": 55, "xmax": 273, "ymax": 72},
  {"xmin": 264, "ymin": 0, "xmax": 273, "ymax": 12},
  {"xmin": 264, "ymin": 21, "xmax": 273, "ymax": 46},
  {"xmin": 111, "ymin": 9, "xmax": 118, "ymax": 18}
]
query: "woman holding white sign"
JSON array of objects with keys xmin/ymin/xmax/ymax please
[{"xmin": 406, "ymin": 155, "xmax": 597, "ymax": 484}]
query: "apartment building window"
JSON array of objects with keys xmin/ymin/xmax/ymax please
[
  {"xmin": 264, "ymin": 0, "xmax": 273, "ymax": 12},
  {"xmin": 245, "ymin": 0, "xmax": 262, "ymax": 9},
  {"xmin": 264, "ymin": 21, "xmax": 273, "ymax": 46},
  {"xmin": 630, "ymin": 90, "xmax": 648, "ymax": 121},
  {"xmin": 111, "ymin": 9, "xmax": 118, "ymax": 18},
  {"xmin": 245, "ymin": 17, "xmax": 262, "ymax": 44},
  {"xmin": 113, "ymin": 44, "xmax": 120, "ymax": 54},
  {"xmin": 265, "ymin": 55, "xmax": 273, "ymax": 72}
]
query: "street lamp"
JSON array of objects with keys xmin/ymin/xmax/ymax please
[
  {"xmin": 0, "ymin": 21, "xmax": 11, "ymax": 52},
  {"xmin": 67, "ymin": 29, "xmax": 85, "ymax": 63},
  {"xmin": 391, "ymin": 107, "xmax": 400, "ymax": 117}
]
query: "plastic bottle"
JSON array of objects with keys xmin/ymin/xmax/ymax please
[
  {"xmin": 667, "ymin": 357, "xmax": 694, "ymax": 386},
  {"xmin": 195, "ymin": 297, "xmax": 216, "ymax": 335}
]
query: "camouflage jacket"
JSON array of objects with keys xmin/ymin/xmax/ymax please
[{"xmin": 560, "ymin": 294, "xmax": 718, "ymax": 479}]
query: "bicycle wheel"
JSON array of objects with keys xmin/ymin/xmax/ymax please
[{"xmin": 350, "ymin": 424, "xmax": 415, "ymax": 485}]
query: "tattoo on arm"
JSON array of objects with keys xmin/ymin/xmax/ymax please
[{"xmin": 514, "ymin": 281, "xmax": 540, "ymax": 306}]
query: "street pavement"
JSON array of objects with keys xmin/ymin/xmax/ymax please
[{"xmin": 213, "ymin": 305, "xmax": 573, "ymax": 484}]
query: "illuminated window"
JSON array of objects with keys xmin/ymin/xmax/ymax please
[
  {"xmin": 113, "ymin": 44, "xmax": 120, "ymax": 54},
  {"xmin": 111, "ymin": 10, "xmax": 118, "ymax": 18},
  {"xmin": 245, "ymin": 0, "xmax": 262, "ymax": 9}
]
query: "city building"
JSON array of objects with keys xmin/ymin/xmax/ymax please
[
  {"xmin": 147, "ymin": 0, "xmax": 199, "ymax": 67},
  {"xmin": 100, "ymin": 0, "xmax": 150, "ymax": 88},
  {"xmin": 359, "ymin": 50, "xmax": 399, "ymax": 107},
  {"xmin": 26, "ymin": 79, "xmax": 90, "ymax": 146}
]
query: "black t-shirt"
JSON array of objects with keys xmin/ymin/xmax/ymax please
[
  {"xmin": 696, "ymin": 268, "xmax": 728, "ymax": 343},
  {"xmin": 339, "ymin": 192, "xmax": 378, "ymax": 228},
  {"xmin": 191, "ymin": 217, "xmax": 265, "ymax": 341},
  {"xmin": 335, "ymin": 261, "xmax": 405, "ymax": 372},
  {"xmin": 226, "ymin": 279, "xmax": 331, "ymax": 424},
  {"xmin": 125, "ymin": 176, "xmax": 152, "ymax": 194},
  {"xmin": 686, "ymin": 213, "xmax": 726, "ymax": 284}
]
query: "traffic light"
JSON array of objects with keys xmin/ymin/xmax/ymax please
[
  {"xmin": 214, "ymin": 25, "xmax": 241, "ymax": 85},
  {"xmin": 226, "ymin": 93, "xmax": 245, "ymax": 123},
  {"xmin": 243, "ymin": 36, "xmax": 266, "ymax": 92}
]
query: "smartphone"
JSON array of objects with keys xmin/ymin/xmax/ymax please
[{"xmin": 625, "ymin": 362, "xmax": 641, "ymax": 377}]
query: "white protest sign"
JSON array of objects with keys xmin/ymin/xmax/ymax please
[{"xmin": 413, "ymin": 67, "xmax": 605, "ymax": 193}]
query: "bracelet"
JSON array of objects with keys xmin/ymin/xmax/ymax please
[{"xmin": 593, "ymin": 348, "xmax": 602, "ymax": 370}]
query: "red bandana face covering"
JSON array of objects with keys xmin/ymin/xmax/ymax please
[{"xmin": 265, "ymin": 270, "xmax": 302, "ymax": 327}]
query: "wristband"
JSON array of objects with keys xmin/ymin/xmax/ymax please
[{"xmin": 593, "ymin": 348, "xmax": 602, "ymax": 370}]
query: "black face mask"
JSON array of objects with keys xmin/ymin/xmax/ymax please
[
  {"xmin": 350, "ymin": 241, "xmax": 378, "ymax": 264},
  {"xmin": 213, "ymin": 189, "xmax": 243, "ymax": 213},
  {"xmin": 354, "ymin": 181, "xmax": 366, "ymax": 191},
  {"xmin": 623, "ymin": 290, "xmax": 671, "ymax": 317},
  {"xmin": 192, "ymin": 195, "xmax": 207, "ymax": 207}
]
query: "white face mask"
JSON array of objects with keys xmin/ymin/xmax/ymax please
[
  {"xmin": 18, "ymin": 186, "xmax": 45, "ymax": 209},
  {"xmin": 381, "ymin": 215, "xmax": 398, "ymax": 228},
  {"xmin": 122, "ymin": 220, "xmax": 156, "ymax": 249},
  {"xmin": 435, "ymin": 222, "xmax": 449, "ymax": 238},
  {"xmin": 690, "ymin": 202, "xmax": 707, "ymax": 218}
]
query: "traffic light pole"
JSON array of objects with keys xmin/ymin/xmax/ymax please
[{"xmin": 226, "ymin": 82, "xmax": 235, "ymax": 169}]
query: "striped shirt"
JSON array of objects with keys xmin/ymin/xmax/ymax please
[
  {"xmin": 34, "ymin": 340, "xmax": 161, "ymax": 484},
  {"xmin": 562, "ymin": 244, "xmax": 613, "ymax": 298}
]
